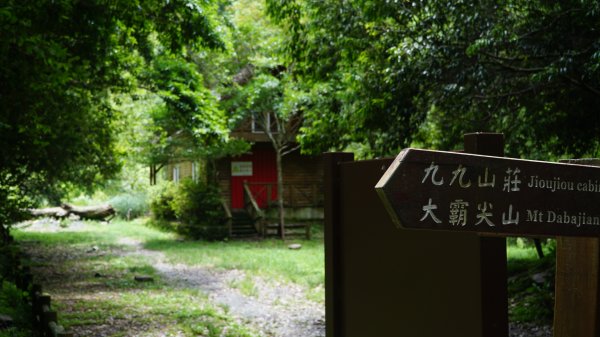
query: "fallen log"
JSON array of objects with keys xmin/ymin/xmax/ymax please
[
  {"xmin": 27, "ymin": 204, "xmax": 116, "ymax": 222},
  {"xmin": 61, "ymin": 203, "xmax": 116, "ymax": 221},
  {"xmin": 27, "ymin": 207, "xmax": 69, "ymax": 219}
]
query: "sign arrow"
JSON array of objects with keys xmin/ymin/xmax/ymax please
[{"xmin": 375, "ymin": 148, "xmax": 600, "ymax": 237}]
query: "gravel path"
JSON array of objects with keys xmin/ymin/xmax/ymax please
[
  {"xmin": 119, "ymin": 237, "xmax": 325, "ymax": 337},
  {"xmin": 17, "ymin": 219, "xmax": 324, "ymax": 336},
  {"xmin": 17, "ymin": 219, "xmax": 550, "ymax": 337},
  {"xmin": 509, "ymin": 323, "xmax": 552, "ymax": 337}
]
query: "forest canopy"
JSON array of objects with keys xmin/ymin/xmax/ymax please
[
  {"xmin": 266, "ymin": 0, "xmax": 600, "ymax": 159},
  {"xmin": 0, "ymin": 0, "xmax": 226, "ymax": 232},
  {"xmin": 1, "ymin": 0, "xmax": 599, "ymax": 234}
]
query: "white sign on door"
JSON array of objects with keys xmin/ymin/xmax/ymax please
[{"xmin": 231, "ymin": 161, "xmax": 253, "ymax": 176}]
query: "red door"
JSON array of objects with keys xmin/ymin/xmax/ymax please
[{"xmin": 230, "ymin": 144, "xmax": 277, "ymax": 209}]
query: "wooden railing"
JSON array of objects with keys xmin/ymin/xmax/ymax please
[
  {"xmin": 220, "ymin": 199, "xmax": 233, "ymax": 237},
  {"xmin": 244, "ymin": 181, "xmax": 323, "ymax": 208},
  {"xmin": 8, "ymin": 234, "xmax": 73, "ymax": 337},
  {"xmin": 243, "ymin": 181, "xmax": 265, "ymax": 234},
  {"xmin": 33, "ymin": 288, "xmax": 72, "ymax": 337}
]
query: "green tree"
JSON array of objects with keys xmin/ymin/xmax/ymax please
[
  {"xmin": 241, "ymin": 73, "xmax": 301, "ymax": 239},
  {"xmin": 0, "ymin": 0, "xmax": 225, "ymax": 240},
  {"xmin": 217, "ymin": 0, "xmax": 300, "ymax": 238},
  {"xmin": 267, "ymin": 0, "xmax": 600, "ymax": 160},
  {"xmin": 138, "ymin": 54, "xmax": 230, "ymax": 184}
]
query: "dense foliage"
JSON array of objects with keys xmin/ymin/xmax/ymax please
[
  {"xmin": 150, "ymin": 180, "xmax": 226, "ymax": 240},
  {"xmin": 0, "ymin": 244, "xmax": 36, "ymax": 337},
  {"xmin": 0, "ymin": 0, "xmax": 226, "ymax": 238},
  {"xmin": 0, "ymin": 281, "xmax": 35, "ymax": 337},
  {"xmin": 267, "ymin": 0, "xmax": 600, "ymax": 160},
  {"xmin": 2, "ymin": 0, "xmax": 600, "ymax": 236}
]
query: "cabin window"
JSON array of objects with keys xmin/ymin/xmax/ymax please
[
  {"xmin": 192, "ymin": 162, "xmax": 198, "ymax": 182},
  {"xmin": 251, "ymin": 113, "xmax": 280, "ymax": 134},
  {"xmin": 173, "ymin": 165, "xmax": 180, "ymax": 183},
  {"xmin": 251, "ymin": 113, "xmax": 269, "ymax": 133}
]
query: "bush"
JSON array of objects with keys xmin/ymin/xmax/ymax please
[
  {"xmin": 149, "ymin": 179, "xmax": 226, "ymax": 240},
  {"xmin": 149, "ymin": 181, "xmax": 178, "ymax": 221},
  {"xmin": 0, "ymin": 264, "xmax": 37, "ymax": 336},
  {"xmin": 109, "ymin": 192, "xmax": 149, "ymax": 220},
  {"xmin": 0, "ymin": 245, "xmax": 19, "ymax": 282},
  {"xmin": 0, "ymin": 281, "xmax": 32, "ymax": 325}
]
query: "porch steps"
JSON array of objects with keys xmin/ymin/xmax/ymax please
[
  {"xmin": 231, "ymin": 211, "xmax": 259, "ymax": 238},
  {"xmin": 264, "ymin": 223, "xmax": 312, "ymax": 240}
]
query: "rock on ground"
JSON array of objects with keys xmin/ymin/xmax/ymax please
[{"xmin": 510, "ymin": 323, "xmax": 552, "ymax": 337}]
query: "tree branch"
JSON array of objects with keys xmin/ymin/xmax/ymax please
[
  {"xmin": 281, "ymin": 144, "xmax": 301, "ymax": 157},
  {"xmin": 473, "ymin": 85, "xmax": 540, "ymax": 99},
  {"xmin": 562, "ymin": 75, "xmax": 600, "ymax": 96},
  {"xmin": 483, "ymin": 53, "xmax": 546, "ymax": 73},
  {"xmin": 517, "ymin": 8, "xmax": 582, "ymax": 40}
]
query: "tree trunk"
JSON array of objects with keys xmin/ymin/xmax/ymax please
[
  {"xmin": 1, "ymin": 226, "xmax": 8, "ymax": 244},
  {"xmin": 61, "ymin": 203, "xmax": 116, "ymax": 221},
  {"xmin": 27, "ymin": 204, "xmax": 116, "ymax": 221},
  {"xmin": 28, "ymin": 207, "xmax": 69, "ymax": 219},
  {"xmin": 150, "ymin": 165, "xmax": 156, "ymax": 185},
  {"xmin": 276, "ymin": 150, "xmax": 286, "ymax": 240}
]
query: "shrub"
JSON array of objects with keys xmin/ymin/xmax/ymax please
[
  {"xmin": 0, "ymin": 245, "xmax": 19, "ymax": 282},
  {"xmin": 0, "ymin": 280, "xmax": 36, "ymax": 336},
  {"xmin": 109, "ymin": 192, "xmax": 149, "ymax": 220},
  {"xmin": 149, "ymin": 181, "xmax": 178, "ymax": 221},
  {"xmin": 171, "ymin": 179, "xmax": 226, "ymax": 240},
  {"xmin": 149, "ymin": 179, "xmax": 226, "ymax": 240}
]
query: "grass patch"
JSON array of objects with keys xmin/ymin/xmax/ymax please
[
  {"xmin": 145, "ymin": 238, "xmax": 323, "ymax": 286},
  {"xmin": 144, "ymin": 235, "xmax": 325, "ymax": 303},
  {"xmin": 507, "ymin": 238, "xmax": 556, "ymax": 324},
  {"xmin": 15, "ymin": 218, "xmax": 325, "ymax": 300},
  {"xmin": 229, "ymin": 275, "xmax": 258, "ymax": 298},
  {"xmin": 13, "ymin": 219, "xmax": 262, "ymax": 336},
  {"xmin": 0, "ymin": 281, "xmax": 37, "ymax": 337},
  {"xmin": 54, "ymin": 288, "xmax": 257, "ymax": 337},
  {"xmin": 16, "ymin": 218, "xmax": 558, "ymax": 327}
]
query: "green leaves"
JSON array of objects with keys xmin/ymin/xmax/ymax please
[
  {"xmin": 141, "ymin": 54, "xmax": 229, "ymax": 163},
  {"xmin": 0, "ymin": 0, "xmax": 229, "ymax": 234},
  {"xmin": 265, "ymin": 0, "xmax": 600, "ymax": 160}
]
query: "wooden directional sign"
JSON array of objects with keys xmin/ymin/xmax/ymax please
[{"xmin": 375, "ymin": 148, "xmax": 600, "ymax": 237}]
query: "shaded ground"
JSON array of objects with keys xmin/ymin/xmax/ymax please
[
  {"xmin": 119, "ymin": 237, "xmax": 325, "ymax": 337},
  {"xmin": 16, "ymin": 219, "xmax": 551, "ymax": 337},
  {"xmin": 510, "ymin": 323, "xmax": 552, "ymax": 337},
  {"xmin": 17, "ymin": 219, "xmax": 324, "ymax": 337}
]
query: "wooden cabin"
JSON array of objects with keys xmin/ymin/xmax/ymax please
[
  {"xmin": 218, "ymin": 116, "xmax": 324, "ymax": 221},
  {"xmin": 216, "ymin": 142, "xmax": 323, "ymax": 221},
  {"xmin": 164, "ymin": 117, "xmax": 324, "ymax": 222}
]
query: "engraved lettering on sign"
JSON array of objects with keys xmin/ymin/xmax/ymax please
[
  {"xmin": 503, "ymin": 168, "xmax": 521, "ymax": 192},
  {"xmin": 576, "ymin": 180, "xmax": 600, "ymax": 192},
  {"xmin": 449, "ymin": 165, "xmax": 471, "ymax": 188},
  {"xmin": 526, "ymin": 209, "xmax": 544, "ymax": 222},
  {"xmin": 478, "ymin": 168, "xmax": 496, "ymax": 188},
  {"xmin": 547, "ymin": 211, "xmax": 600, "ymax": 227},
  {"xmin": 420, "ymin": 198, "xmax": 442, "ymax": 223},
  {"xmin": 528, "ymin": 176, "xmax": 574, "ymax": 192},
  {"xmin": 449, "ymin": 200, "xmax": 469, "ymax": 226},
  {"xmin": 422, "ymin": 162, "xmax": 444, "ymax": 186},
  {"xmin": 475, "ymin": 202, "xmax": 495, "ymax": 226},
  {"xmin": 375, "ymin": 148, "xmax": 600, "ymax": 236},
  {"xmin": 502, "ymin": 204, "xmax": 520, "ymax": 225}
]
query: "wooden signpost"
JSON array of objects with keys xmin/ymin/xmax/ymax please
[
  {"xmin": 325, "ymin": 132, "xmax": 600, "ymax": 337},
  {"xmin": 376, "ymin": 148, "xmax": 600, "ymax": 237},
  {"xmin": 374, "ymin": 141, "xmax": 600, "ymax": 337}
]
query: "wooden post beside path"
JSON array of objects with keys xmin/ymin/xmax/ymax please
[
  {"xmin": 464, "ymin": 133, "xmax": 509, "ymax": 337},
  {"xmin": 554, "ymin": 159, "xmax": 600, "ymax": 337}
]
